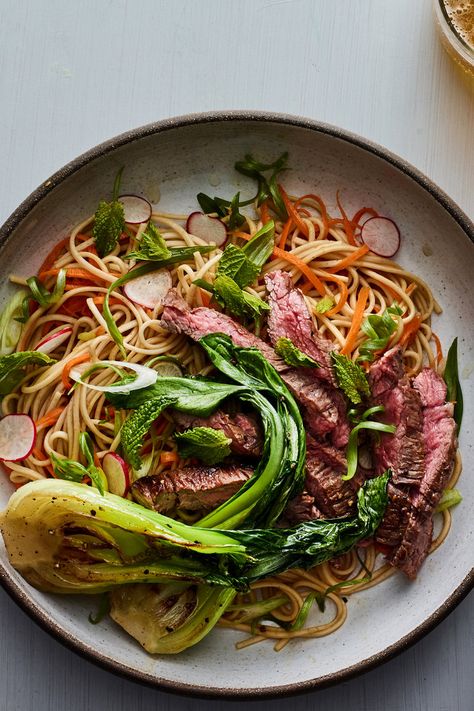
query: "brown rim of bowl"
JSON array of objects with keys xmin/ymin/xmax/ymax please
[{"xmin": 0, "ymin": 110, "xmax": 473, "ymax": 700}]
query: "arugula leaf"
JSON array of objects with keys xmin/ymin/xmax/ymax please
[
  {"xmin": 332, "ymin": 352, "xmax": 370, "ymax": 404},
  {"xmin": 275, "ymin": 337, "xmax": 319, "ymax": 368},
  {"xmin": 126, "ymin": 222, "xmax": 171, "ymax": 261},
  {"xmin": 213, "ymin": 275, "xmax": 270, "ymax": 323},
  {"xmin": 27, "ymin": 269, "xmax": 66, "ymax": 308},
  {"xmin": 0, "ymin": 351, "xmax": 56, "ymax": 396},
  {"xmin": 120, "ymin": 396, "xmax": 177, "ymax": 468},
  {"xmin": 357, "ymin": 304, "xmax": 402, "ymax": 362},
  {"xmin": 315, "ymin": 295, "xmax": 335, "ymax": 314},
  {"xmin": 103, "ymin": 245, "xmax": 214, "ymax": 355},
  {"xmin": 93, "ymin": 167, "xmax": 126, "ymax": 257},
  {"xmin": 217, "ymin": 221, "xmax": 275, "ymax": 288},
  {"xmin": 443, "ymin": 337, "xmax": 463, "ymax": 432},
  {"xmin": 175, "ymin": 427, "xmax": 232, "ymax": 465},
  {"xmin": 435, "ymin": 488, "xmax": 462, "ymax": 513},
  {"xmin": 0, "ymin": 290, "xmax": 28, "ymax": 356}
]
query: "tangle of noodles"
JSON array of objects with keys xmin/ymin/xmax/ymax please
[{"xmin": 1, "ymin": 189, "xmax": 461, "ymax": 651}]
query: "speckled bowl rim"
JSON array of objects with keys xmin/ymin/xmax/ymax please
[{"xmin": 0, "ymin": 110, "xmax": 472, "ymax": 700}]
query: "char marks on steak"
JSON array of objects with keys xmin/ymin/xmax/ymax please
[
  {"xmin": 131, "ymin": 465, "xmax": 253, "ymax": 515},
  {"xmin": 304, "ymin": 436, "xmax": 358, "ymax": 518},
  {"xmin": 173, "ymin": 410, "xmax": 262, "ymax": 457},
  {"xmin": 264, "ymin": 270, "xmax": 336, "ymax": 384}
]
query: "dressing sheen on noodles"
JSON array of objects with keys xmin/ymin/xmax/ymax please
[{"xmin": 1, "ymin": 177, "xmax": 461, "ymax": 652}]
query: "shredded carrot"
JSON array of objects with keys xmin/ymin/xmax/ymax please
[
  {"xmin": 327, "ymin": 244, "xmax": 370, "ymax": 274},
  {"xmin": 432, "ymin": 331, "xmax": 443, "ymax": 364},
  {"xmin": 370, "ymin": 277, "xmax": 400, "ymax": 301},
  {"xmin": 37, "ymin": 237, "xmax": 70, "ymax": 276},
  {"xmin": 62, "ymin": 352, "xmax": 91, "ymax": 390},
  {"xmin": 199, "ymin": 289, "xmax": 211, "ymax": 307},
  {"xmin": 260, "ymin": 200, "xmax": 271, "ymax": 225},
  {"xmin": 340, "ymin": 286, "xmax": 370, "ymax": 356},
  {"xmin": 351, "ymin": 207, "xmax": 378, "ymax": 229},
  {"xmin": 39, "ymin": 268, "xmax": 106, "ymax": 285},
  {"xmin": 299, "ymin": 281, "xmax": 313, "ymax": 295},
  {"xmin": 160, "ymin": 451, "xmax": 180, "ymax": 467},
  {"xmin": 405, "ymin": 282, "xmax": 417, "ymax": 296},
  {"xmin": 295, "ymin": 194, "xmax": 330, "ymax": 235},
  {"xmin": 35, "ymin": 407, "xmax": 65, "ymax": 430},
  {"xmin": 278, "ymin": 185, "xmax": 309, "ymax": 238},
  {"xmin": 92, "ymin": 296, "xmax": 121, "ymax": 307},
  {"xmin": 335, "ymin": 192, "xmax": 357, "ymax": 246},
  {"xmin": 325, "ymin": 280, "xmax": 349, "ymax": 316},
  {"xmin": 399, "ymin": 314, "xmax": 422, "ymax": 347},
  {"xmin": 277, "ymin": 218, "xmax": 293, "ymax": 250},
  {"xmin": 57, "ymin": 295, "xmax": 90, "ymax": 317}
]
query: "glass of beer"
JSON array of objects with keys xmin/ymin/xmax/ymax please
[{"xmin": 434, "ymin": 0, "xmax": 474, "ymax": 75}]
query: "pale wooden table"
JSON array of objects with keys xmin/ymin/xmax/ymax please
[{"xmin": 0, "ymin": 1, "xmax": 473, "ymax": 709}]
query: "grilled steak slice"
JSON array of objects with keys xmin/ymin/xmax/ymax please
[
  {"xmin": 264, "ymin": 270, "xmax": 336, "ymax": 384},
  {"xmin": 390, "ymin": 512, "xmax": 433, "ymax": 579},
  {"xmin": 172, "ymin": 410, "xmax": 262, "ymax": 457},
  {"xmin": 283, "ymin": 492, "xmax": 323, "ymax": 524},
  {"xmin": 160, "ymin": 290, "xmax": 349, "ymax": 446},
  {"xmin": 369, "ymin": 347, "xmax": 425, "ymax": 485},
  {"xmin": 375, "ymin": 482, "xmax": 410, "ymax": 547},
  {"xmin": 304, "ymin": 437, "xmax": 357, "ymax": 518},
  {"xmin": 131, "ymin": 465, "xmax": 253, "ymax": 514}
]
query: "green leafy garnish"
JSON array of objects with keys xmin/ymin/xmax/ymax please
[
  {"xmin": 125, "ymin": 222, "xmax": 171, "ymax": 261},
  {"xmin": 120, "ymin": 396, "xmax": 177, "ymax": 469},
  {"xmin": 435, "ymin": 488, "xmax": 462, "ymax": 513},
  {"xmin": 92, "ymin": 167, "xmax": 125, "ymax": 257},
  {"xmin": 103, "ymin": 245, "xmax": 214, "ymax": 355},
  {"xmin": 314, "ymin": 295, "xmax": 335, "ymax": 314},
  {"xmin": 275, "ymin": 337, "xmax": 319, "ymax": 368},
  {"xmin": 213, "ymin": 275, "xmax": 270, "ymax": 323},
  {"xmin": 234, "ymin": 153, "xmax": 289, "ymax": 218},
  {"xmin": 332, "ymin": 352, "xmax": 370, "ymax": 404},
  {"xmin": 27, "ymin": 269, "xmax": 66, "ymax": 308},
  {"xmin": 88, "ymin": 593, "xmax": 110, "ymax": 625},
  {"xmin": 345, "ymin": 405, "xmax": 396, "ymax": 480},
  {"xmin": 357, "ymin": 304, "xmax": 402, "ymax": 362},
  {"xmin": 79, "ymin": 432, "xmax": 107, "ymax": 495},
  {"xmin": 443, "ymin": 337, "xmax": 463, "ymax": 432},
  {"xmin": 51, "ymin": 433, "xmax": 107, "ymax": 495},
  {"xmin": 0, "ymin": 351, "xmax": 56, "ymax": 396},
  {"xmin": 217, "ymin": 221, "xmax": 275, "ymax": 288},
  {"xmin": 0, "ymin": 290, "xmax": 28, "ymax": 356},
  {"xmin": 175, "ymin": 427, "xmax": 232, "ymax": 465}
]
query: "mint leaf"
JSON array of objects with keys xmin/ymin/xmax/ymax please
[
  {"xmin": 217, "ymin": 221, "xmax": 275, "ymax": 288},
  {"xmin": 332, "ymin": 352, "xmax": 370, "ymax": 404},
  {"xmin": 357, "ymin": 304, "xmax": 402, "ymax": 363},
  {"xmin": 213, "ymin": 275, "xmax": 270, "ymax": 322},
  {"xmin": 175, "ymin": 426, "xmax": 232, "ymax": 465},
  {"xmin": 126, "ymin": 222, "xmax": 171, "ymax": 262},
  {"xmin": 315, "ymin": 296, "xmax": 335, "ymax": 314},
  {"xmin": 93, "ymin": 168, "xmax": 126, "ymax": 258},
  {"xmin": 275, "ymin": 337, "xmax": 319, "ymax": 368},
  {"xmin": 120, "ymin": 396, "xmax": 177, "ymax": 468},
  {"xmin": 0, "ymin": 351, "xmax": 56, "ymax": 396}
]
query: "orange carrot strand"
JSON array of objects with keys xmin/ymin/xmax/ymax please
[
  {"xmin": 278, "ymin": 185, "xmax": 309, "ymax": 238},
  {"xmin": 327, "ymin": 244, "xmax": 370, "ymax": 274},
  {"xmin": 399, "ymin": 314, "xmax": 422, "ymax": 347},
  {"xmin": 340, "ymin": 286, "xmax": 370, "ymax": 355},
  {"xmin": 336, "ymin": 192, "xmax": 357, "ymax": 246},
  {"xmin": 62, "ymin": 352, "xmax": 91, "ymax": 390},
  {"xmin": 277, "ymin": 218, "xmax": 293, "ymax": 250},
  {"xmin": 35, "ymin": 407, "xmax": 65, "ymax": 430}
]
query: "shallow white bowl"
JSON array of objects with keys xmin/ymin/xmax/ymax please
[{"xmin": 0, "ymin": 112, "xmax": 472, "ymax": 698}]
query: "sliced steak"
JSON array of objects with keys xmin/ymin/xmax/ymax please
[
  {"xmin": 369, "ymin": 347, "xmax": 425, "ymax": 486},
  {"xmin": 375, "ymin": 482, "xmax": 410, "ymax": 547},
  {"xmin": 131, "ymin": 465, "xmax": 253, "ymax": 515},
  {"xmin": 160, "ymin": 290, "xmax": 349, "ymax": 446},
  {"xmin": 172, "ymin": 410, "xmax": 262, "ymax": 457},
  {"xmin": 264, "ymin": 270, "xmax": 336, "ymax": 384},
  {"xmin": 390, "ymin": 512, "xmax": 433, "ymax": 579},
  {"xmin": 304, "ymin": 436, "xmax": 357, "ymax": 518},
  {"xmin": 283, "ymin": 492, "xmax": 323, "ymax": 524}
]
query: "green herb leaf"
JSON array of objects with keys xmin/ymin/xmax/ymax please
[
  {"xmin": 120, "ymin": 396, "xmax": 177, "ymax": 469},
  {"xmin": 234, "ymin": 153, "xmax": 289, "ymax": 218},
  {"xmin": 79, "ymin": 432, "xmax": 106, "ymax": 495},
  {"xmin": 92, "ymin": 168, "xmax": 126, "ymax": 257},
  {"xmin": 443, "ymin": 337, "xmax": 463, "ymax": 432},
  {"xmin": 213, "ymin": 275, "xmax": 270, "ymax": 323},
  {"xmin": 357, "ymin": 304, "xmax": 402, "ymax": 362},
  {"xmin": 0, "ymin": 351, "xmax": 56, "ymax": 396},
  {"xmin": 332, "ymin": 352, "xmax": 370, "ymax": 404},
  {"xmin": 345, "ymin": 419, "xmax": 396, "ymax": 481},
  {"xmin": 126, "ymin": 222, "xmax": 171, "ymax": 261},
  {"xmin": 0, "ymin": 290, "xmax": 28, "ymax": 356},
  {"xmin": 435, "ymin": 488, "xmax": 462, "ymax": 513},
  {"xmin": 175, "ymin": 427, "xmax": 232, "ymax": 465},
  {"xmin": 88, "ymin": 593, "xmax": 110, "ymax": 625},
  {"xmin": 314, "ymin": 295, "xmax": 335, "ymax": 314},
  {"xmin": 275, "ymin": 337, "xmax": 319, "ymax": 368},
  {"xmin": 51, "ymin": 453, "xmax": 89, "ymax": 482},
  {"xmin": 228, "ymin": 192, "xmax": 246, "ymax": 230},
  {"xmin": 197, "ymin": 193, "xmax": 228, "ymax": 217},
  {"xmin": 217, "ymin": 221, "xmax": 275, "ymax": 288}
]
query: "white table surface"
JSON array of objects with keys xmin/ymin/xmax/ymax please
[{"xmin": 0, "ymin": 0, "xmax": 473, "ymax": 708}]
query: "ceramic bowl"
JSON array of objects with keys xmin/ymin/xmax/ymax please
[{"xmin": 0, "ymin": 112, "xmax": 472, "ymax": 698}]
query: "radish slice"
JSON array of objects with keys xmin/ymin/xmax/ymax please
[
  {"xmin": 103, "ymin": 452, "xmax": 130, "ymax": 496},
  {"xmin": 361, "ymin": 217, "xmax": 401, "ymax": 257},
  {"xmin": 35, "ymin": 326, "xmax": 73, "ymax": 354},
  {"xmin": 70, "ymin": 360, "xmax": 157, "ymax": 394},
  {"xmin": 186, "ymin": 212, "xmax": 227, "ymax": 246},
  {"xmin": 123, "ymin": 268, "xmax": 172, "ymax": 309},
  {"xmin": 0, "ymin": 414, "xmax": 36, "ymax": 462},
  {"xmin": 119, "ymin": 194, "xmax": 152, "ymax": 224}
]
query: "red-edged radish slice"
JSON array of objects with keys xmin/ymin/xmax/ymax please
[
  {"xmin": 70, "ymin": 360, "xmax": 158, "ymax": 394},
  {"xmin": 102, "ymin": 452, "xmax": 130, "ymax": 496},
  {"xmin": 123, "ymin": 268, "xmax": 172, "ymax": 309},
  {"xmin": 35, "ymin": 326, "xmax": 73, "ymax": 354},
  {"xmin": 360, "ymin": 217, "xmax": 401, "ymax": 257},
  {"xmin": 0, "ymin": 414, "xmax": 36, "ymax": 462},
  {"xmin": 186, "ymin": 212, "xmax": 227, "ymax": 246},
  {"xmin": 119, "ymin": 194, "xmax": 152, "ymax": 224}
]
